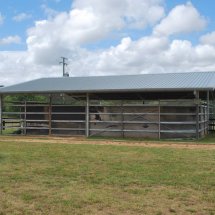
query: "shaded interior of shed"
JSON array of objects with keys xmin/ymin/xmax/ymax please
[{"xmin": 1, "ymin": 90, "xmax": 215, "ymax": 139}]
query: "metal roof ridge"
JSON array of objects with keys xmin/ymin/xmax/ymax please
[
  {"xmin": 34, "ymin": 71, "xmax": 215, "ymax": 80},
  {"xmin": 0, "ymin": 77, "xmax": 45, "ymax": 89},
  {"xmin": 1, "ymin": 71, "xmax": 215, "ymax": 93}
]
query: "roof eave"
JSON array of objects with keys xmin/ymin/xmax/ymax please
[{"xmin": 0, "ymin": 87, "xmax": 214, "ymax": 95}]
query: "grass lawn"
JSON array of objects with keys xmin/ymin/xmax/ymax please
[
  {"xmin": 199, "ymin": 133, "xmax": 215, "ymax": 144},
  {"xmin": 89, "ymin": 133, "xmax": 215, "ymax": 144},
  {"xmin": 0, "ymin": 140, "xmax": 214, "ymax": 215}
]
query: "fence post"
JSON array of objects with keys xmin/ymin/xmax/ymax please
[
  {"xmin": 121, "ymin": 100, "xmax": 124, "ymax": 138},
  {"xmin": 86, "ymin": 93, "xmax": 89, "ymax": 137},
  {"xmin": 49, "ymin": 95, "xmax": 52, "ymax": 136},
  {"xmin": 195, "ymin": 91, "xmax": 199, "ymax": 139},
  {"xmin": 158, "ymin": 100, "xmax": 161, "ymax": 140},
  {"xmin": 0, "ymin": 95, "xmax": 2, "ymax": 135},
  {"xmin": 207, "ymin": 91, "xmax": 210, "ymax": 134},
  {"xmin": 23, "ymin": 100, "xmax": 27, "ymax": 135}
]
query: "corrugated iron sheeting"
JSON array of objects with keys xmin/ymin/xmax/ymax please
[{"xmin": 0, "ymin": 71, "xmax": 215, "ymax": 94}]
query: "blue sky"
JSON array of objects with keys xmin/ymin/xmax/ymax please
[
  {"xmin": 0, "ymin": 0, "xmax": 215, "ymax": 85},
  {"xmin": 168, "ymin": 0, "xmax": 215, "ymax": 37},
  {"xmin": 0, "ymin": 0, "xmax": 214, "ymax": 50},
  {"xmin": 0, "ymin": 0, "xmax": 71, "ymax": 50}
]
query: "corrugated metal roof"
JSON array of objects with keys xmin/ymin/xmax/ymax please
[{"xmin": 1, "ymin": 71, "xmax": 215, "ymax": 94}]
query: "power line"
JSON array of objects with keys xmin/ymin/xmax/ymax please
[{"xmin": 59, "ymin": 57, "xmax": 69, "ymax": 77}]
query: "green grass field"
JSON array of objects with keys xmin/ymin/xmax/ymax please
[{"xmin": 0, "ymin": 140, "xmax": 215, "ymax": 215}]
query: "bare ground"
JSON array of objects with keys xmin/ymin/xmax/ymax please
[{"xmin": 0, "ymin": 135, "xmax": 215, "ymax": 150}]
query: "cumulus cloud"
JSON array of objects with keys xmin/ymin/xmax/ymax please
[
  {"xmin": 26, "ymin": 0, "xmax": 164, "ymax": 65},
  {"xmin": 1, "ymin": 0, "xmax": 215, "ymax": 87},
  {"xmin": 200, "ymin": 31, "xmax": 215, "ymax": 46},
  {"xmin": 73, "ymin": 0, "xmax": 165, "ymax": 29},
  {"xmin": 60, "ymin": 36, "xmax": 215, "ymax": 77},
  {"xmin": 13, "ymin": 13, "xmax": 32, "ymax": 22},
  {"xmin": 1, "ymin": 36, "xmax": 215, "ymax": 87},
  {"xmin": 0, "ymin": 51, "xmax": 61, "ymax": 86},
  {"xmin": 2, "ymin": 33, "xmax": 215, "ymax": 87},
  {"xmin": 0, "ymin": 13, "xmax": 4, "ymax": 25},
  {"xmin": 0, "ymin": 35, "xmax": 21, "ymax": 45},
  {"xmin": 26, "ymin": 9, "xmax": 100, "ymax": 64},
  {"xmin": 153, "ymin": 2, "xmax": 207, "ymax": 36},
  {"xmin": 95, "ymin": 36, "xmax": 169, "ymax": 74},
  {"xmin": 91, "ymin": 37, "xmax": 215, "ymax": 75},
  {"xmin": 41, "ymin": 4, "xmax": 59, "ymax": 19}
]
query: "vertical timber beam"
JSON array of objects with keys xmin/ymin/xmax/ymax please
[
  {"xmin": 48, "ymin": 94, "xmax": 52, "ymax": 136},
  {"xmin": 195, "ymin": 91, "xmax": 200, "ymax": 139},
  {"xmin": 205, "ymin": 103, "xmax": 207, "ymax": 135},
  {"xmin": 121, "ymin": 100, "xmax": 124, "ymax": 138},
  {"xmin": 86, "ymin": 93, "xmax": 89, "ymax": 137},
  {"xmin": 158, "ymin": 100, "xmax": 161, "ymax": 140},
  {"xmin": 24, "ymin": 100, "xmax": 27, "ymax": 135},
  {"xmin": 0, "ymin": 95, "xmax": 2, "ymax": 135},
  {"xmin": 207, "ymin": 90, "xmax": 210, "ymax": 134}
]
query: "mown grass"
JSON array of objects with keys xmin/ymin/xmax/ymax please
[
  {"xmin": 1, "ymin": 127, "xmax": 21, "ymax": 135},
  {"xmin": 199, "ymin": 133, "xmax": 215, "ymax": 144},
  {"xmin": 89, "ymin": 133, "xmax": 215, "ymax": 144},
  {"xmin": 0, "ymin": 141, "xmax": 214, "ymax": 214}
]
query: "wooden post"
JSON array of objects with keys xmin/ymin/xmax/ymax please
[
  {"xmin": 24, "ymin": 100, "xmax": 27, "ymax": 135},
  {"xmin": 204, "ymin": 105, "xmax": 206, "ymax": 135},
  {"xmin": 158, "ymin": 100, "xmax": 161, "ymax": 140},
  {"xmin": 207, "ymin": 91, "xmax": 210, "ymax": 134},
  {"xmin": 48, "ymin": 95, "xmax": 52, "ymax": 136},
  {"xmin": 121, "ymin": 100, "xmax": 124, "ymax": 138},
  {"xmin": 0, "ymin": 95, "xmax": 2, "ymax": 135},
  {"xmin": 86, "ymin": 93, "xmax": 89, "ymax": 137},
  {"xmin": 195, "ymin": 91, "xmax": 199, "ymax": 139}
]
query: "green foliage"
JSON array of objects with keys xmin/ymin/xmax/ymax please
[
  {"xmin": 4, "ymin": 94, "xmax": 47, "ymax": 103},
  {"xmin": 3, "ymin": 95, "xmax": 48, "ymax": 112}
]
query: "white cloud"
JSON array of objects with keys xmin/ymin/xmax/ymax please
[
  {"xmin": 73, "ymin": 0, "xmax": 165, "ymax": 29},
  {"xmin": 200, "ymin": 31, "xmax": 215, "ymax": 46},
  {"xmin": 95, "ymin": 36, "xmax": 169, "ymax": 74},
  {"xmin": 0, "ymin": 36, "xmax": 21, "ymax": 45},
  {"xmin": 41, "ymin": 4, "xmax": 59, "ymax": 19},
  {"xmin": 2, "ymin": 33, "xmax": 215, "ymax": 87},
  {"xmin": 1, "ymin": 0, "xmax": 215, "ymax": 87},
  {"xmin": 0, "ymin": 51, "xmax": 61, "ymax": 86},
  {"xmin": 153, "ymin": 2, "xmax": 207, "ymax": 36},
  {"xmin": 61, "ymin": 35, "xmax": 215, "ymax": 77},
  {"xmin": 0, "ymin": 13, "xmax": 4, "ymax": 25},
  {"xmin": 26, "ymin": 0, "xmax": 165, "ymax": 65},
  {"xmin": 13, "ymin": 13, "xmax": 32, "ymax": 22},
  {"xmin": 93, "ymin": 37, "xmax": 215, "ymax": 74},
  {"xmin": 26, "ymin": 9, "xmax": 100, "ymax": 65}
]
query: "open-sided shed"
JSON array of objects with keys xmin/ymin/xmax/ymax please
[{"xmin": 0, "ymin": 71, "xmax": 215, "ymax": 139}]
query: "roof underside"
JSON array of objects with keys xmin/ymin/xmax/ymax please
[{"xmin": 1, "ymin": 72, "xmax": 215, "ymax": 94}]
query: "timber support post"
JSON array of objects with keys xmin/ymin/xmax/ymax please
[
  {"xmin": 48, "ymin": 94, "xmax": 52, "ymax": 136},
  {"xmin": 158, "ymin": 100, "xmax": 161, "ymax": 140},
  {"xmin": 207, "ymin": 91, "xmax": 210, "ymax": 134},
  {"xmin": 0, "ymin": 95, "xmax": 2, "ymax": 135},
  {"xmin": 24, "ymin": 100, "xmax": 27, "ymax": 135},
  {"xmin": 195, "ymin": 91, "xmax": 200, "ymax": 139},
  {"xmin": 121, "ymin": 100, "xmax": 124, "ymax": 138},
  {"xmin": 86, "ymin": 93, "xmax": 89, "ymax": 137}
]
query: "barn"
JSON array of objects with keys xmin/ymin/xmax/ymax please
[{"xmin": 0, "ymin": 71, "xmax": 215, "ymax": 139}]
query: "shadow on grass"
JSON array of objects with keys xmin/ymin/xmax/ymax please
[{"xmin": 88, "ymin": 134, "xmax": 215, "ymax": 145}]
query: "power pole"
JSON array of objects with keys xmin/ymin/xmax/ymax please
[{"xmin": 59, "ymin": 57, "xmax": 69, "ymax": 77}]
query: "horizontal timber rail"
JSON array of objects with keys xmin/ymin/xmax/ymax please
[{"xmin": 0, "ymin": 96, "xmax": 213, "ymax": 139}]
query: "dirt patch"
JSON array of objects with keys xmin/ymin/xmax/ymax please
[{"xmin": 0, "ymin": 136, "xmax": 215, "ymax": 150}]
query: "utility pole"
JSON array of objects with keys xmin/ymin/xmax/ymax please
[{"xmin": 59, "ymin": 57, "xmax": 69, "ymax": 77}]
